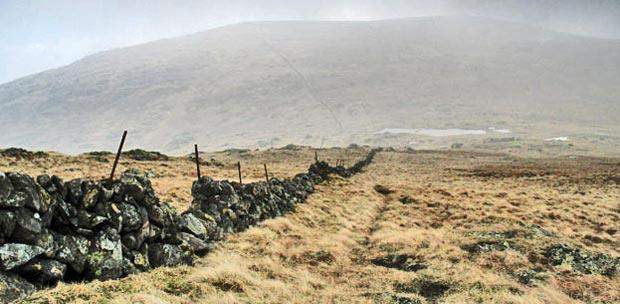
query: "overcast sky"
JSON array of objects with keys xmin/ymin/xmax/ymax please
[{"xmin": 1, "ymin": 0, "xmax": 619, "ymax": 85}]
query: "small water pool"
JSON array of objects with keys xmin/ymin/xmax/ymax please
[{"xmin": 374, "ymin": 128, "xmax": 487, "ymax": 136}]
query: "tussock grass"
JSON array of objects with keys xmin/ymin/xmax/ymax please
[{"xmin": 6, "ymin": 148, "xmax": 620, "ymax": 303}]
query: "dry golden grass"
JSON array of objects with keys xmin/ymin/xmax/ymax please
[{"xmin": 3, "ymin": 148, "xmax": 619, "ymax": 303}]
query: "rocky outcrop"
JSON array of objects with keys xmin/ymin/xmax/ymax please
[
  {"xmin": 122, "ymin": 149, "xmax": 170, "ymax": 161},
  {"xmin": 545, "ymin": 244, "xmax": 620, "ymax": 276},
  {"xmin": 0, "ymin": 148, "xmax": 48, "ymax": 160},
  {"xmin": 0, "ymin": 149, "xmax": 378, "ymax": 303}
]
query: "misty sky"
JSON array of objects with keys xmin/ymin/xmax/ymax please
[{"xmin": 1, "ymin": 0, "xmax": 619, "ymax": 85}]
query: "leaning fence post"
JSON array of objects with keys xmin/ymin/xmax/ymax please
[
  {"xmin": 109, "ymin": 130, "xmax": 127, "ymax": 182},
  {"xmin": 264, "ymin": 164, "xmax": 269, "ymax": 182},
  {"xmin": 315, "ymin": 151, "xmax": 318, "ymax": 163},
  {"xmin": 194, "ymin": 144, "xmax": 201, "ymax": 179},
  {"xmin": 237, "ymin": 161, "xmax": 243, "ymax": 184}
]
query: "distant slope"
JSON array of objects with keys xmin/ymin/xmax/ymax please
[{"xmin": 1, "ymin": 16, "xmax": 619, "ymax": 154}]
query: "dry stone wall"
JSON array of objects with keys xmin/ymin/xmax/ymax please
[{"xmin": 0, "ymin": 149, "xmax": 379, "ymax": 303}]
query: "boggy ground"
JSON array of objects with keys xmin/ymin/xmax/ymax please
[{"xmin": 2, "ymin": 148, "xmax": 620, "ymax": 303}]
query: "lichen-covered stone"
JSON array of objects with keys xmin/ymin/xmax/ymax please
[
  {"xmin": 118, "ymin": 203, "xmax": 144, "ymax": 232},
  {"xmin": 85, "ymin": 228, "xmax": 123, "ymax": 280},
  {"xmin": 147, "ymin": 202, "xmax": 178, "ymax": 228},
  {"xmin": 16, "ymin": 258, "xmax": 67, "ymax": 282},
  {"xmin": 0, "ymin": 210, "xmax": 16, "ymax": 242},
  {"xmin": 76, "ymin": 210, "xmax": 108, "ymax": 230},
  {"xmin": 30, "ymin": 229, "xmax": 56, "ymax": 258},
  {"xmin": 179, "ymin": 212, "xmax": 207, "ymax": 238},
  {"xmin": 121, "ymin": 221, "xmax": 150, "ymax": 250},
  {"xmin": 0, "ymin": 243, "xmax": 45, "ymax": 270},
  {"xmin": 81, "ymin": 181, "xmax": 101, "ymax": 210},
  {"xmin": 54, "ymin": 198, "xmax": 78, "ymax": 227},
  {"xmin": 122, "ymin": 244, "xmax": 150, "ymax": 275},
  {"xmin": 0, "ymin": 172, "xmax": 18, "ymax": 207},
  {"xmin": 8, "ymin": 173, "xmax": 44, "ymax": 213},
  {"xmin": 0, "ymin": 271, "xmax": 37, "ymax": 303},
  {"xmin": 545, "ymin": 244, "xmax": 620, "ymax": 276},
  {"xmin": 148, "ymin": 243, "xmax": 192, "ymax": 268},
  {"xmin": 54, "ymin": 233, "xmax": 90, "ymax": 273},
  {"xmin": 11, "ymin": 208, "xmax": 43, "ymax": 243},
  {"xmin": 66, "ymin": 179, "xmax": 83, "ymax": 206},
  {"xmin": 178, "ymin": 232, "xmax": 211, "ymax": 256}
]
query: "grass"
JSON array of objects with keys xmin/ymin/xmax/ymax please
[{"xmin": 3, "ymin": 147, "xmax": 620, "ymax": 303}]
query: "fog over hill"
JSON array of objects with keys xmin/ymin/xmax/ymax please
[{"xmin": 1, "ymin": 16, "xmax": 619, "ymax": 154}]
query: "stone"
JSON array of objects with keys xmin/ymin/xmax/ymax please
[
  {"xmin": 76, "ymin": 210, "xmax": 108, "ymax": 229},
  {"xmin": 179, "ymin": 232, "xmax": 211, "ymax": 256},
  {"xmin": 8, "ymin": 173, "xmax": 45, "ymax": 212},
  {"xmin": 94, "ymin": 201, "xmax": 123, "ymax": 232},
  {"xmin": 148, "ymin": 243, "xmax": 192, "ymax": 268},
  {"xmin": 147, "ymin": 202, "xmax": 177, "ymax": 228},
  {"xmin": 16, "ymin": 258, "xmax": 67, "ymax": 282},
  {"xmin": 0, "ymin": 243, "xmax": 45, "ymax": 270},
  {"xmin": 29, "ymin": 229, "xmax": 57, "ymax": 258},
  {"xmin": 148, "ymin": 225, "xmax": 162, "ymax": 241},
  {"xmin": 54, "ymin": 233, "xmax": 91, "ymax": 274},
  {"xmin": 118, "ymin": 170, "xmax": 148, "ymax": 203},
  {"xmin": 123, "ymin": 244, "xmax": 150, "ymax": 275},
  {"xmin": 85, "ymin": 228, "xmax": 123, "ymax": 281},
  {"xmin": 373, "ymin": 184, "xmax": 394, "ymax": 195},
  {"xmin": 371, "ymin": 254, "xmax": 427, "ymax": 272},
  {"xmin": 369, "ymin": 292, "xmax": 422, "ymax": 304},
  {"xmin": 11, "ymin": 208, "xmax": 43, "ymax": 242},
  {"xmin": 36, "ymin": 174, "xmax": 53, "ymax": 189},
  {"xmin": 81, "ymin": 181, "xmax": 101, "ymax": 210},
  {"xmin": 0, "ymin": 271, "xmax": 37, "ymax": 303},
  {"xmin": 119, "ymin": 203, "xmax": 144, "ymax": 232},
  {"xmin": 514, "ymin": 270, "xmax": 540, "ymax": 285},
  {"xmin": 220, "ymin": 214, "xmax": 236, "ymax": 234},
  {"xmin": 0, "ymin": 172, "xmax": 17, "ymax": 206},
  {"xmin": 66, "ymin": 179, "xmax": 83, "ymax": 205},
  {"xmin": 399, "ymin": 196, "xmax": 416, "ymax": 204},
  {"xmin": 179, "ymin": 212, "xmax": 207, "ymax": 238},
  {"xmin": 99, "ymin": 186, "xmax": 114, "ymax": 204},
  {"xmin": 191, "ymin": 177, "xmax": 217, "ymax": 200},
  {"xmin": 462, "ymin": 240, "xmax": 516, "ymax": 253},
  {"xmin": 121, "ymin": 220, "xmax": 150, "ymax": 250},
  {"xmin": 55, "ymin": 198, "xmax": 78, "ymax": 226},
  {"xmin": 0, "ymin": 210, "xmax": 16, "ymax": 241},
  {"xmin": 40, "ymin": 197, "xmax": 57, "ymax": 228},
  {"xmin": 200, "ymin": 203, "xmax": 221, "ymax": 223},
  {"xmin": 51, "ymin": 175, "xmax": 66, "ymax": 196}
]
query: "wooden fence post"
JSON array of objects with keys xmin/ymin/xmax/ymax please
[
  {"xmin": 237, "ymin": 161, "xmax": 243, "ymax": 184},
  {"xmin": 264, "ymin": 164, "xmax": 269, "ymax": 182},
  {"xmin": 109, "ymin": 130, "xmax": 127, "ymax": 182},
  {"xmin": 194, "ymin": 144, "xmax": 201, "ymax": 179}
]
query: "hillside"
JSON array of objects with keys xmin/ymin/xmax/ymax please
[{"xmin": 1, "ymin": 16, "xmax": 619, "ymax": 155}]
